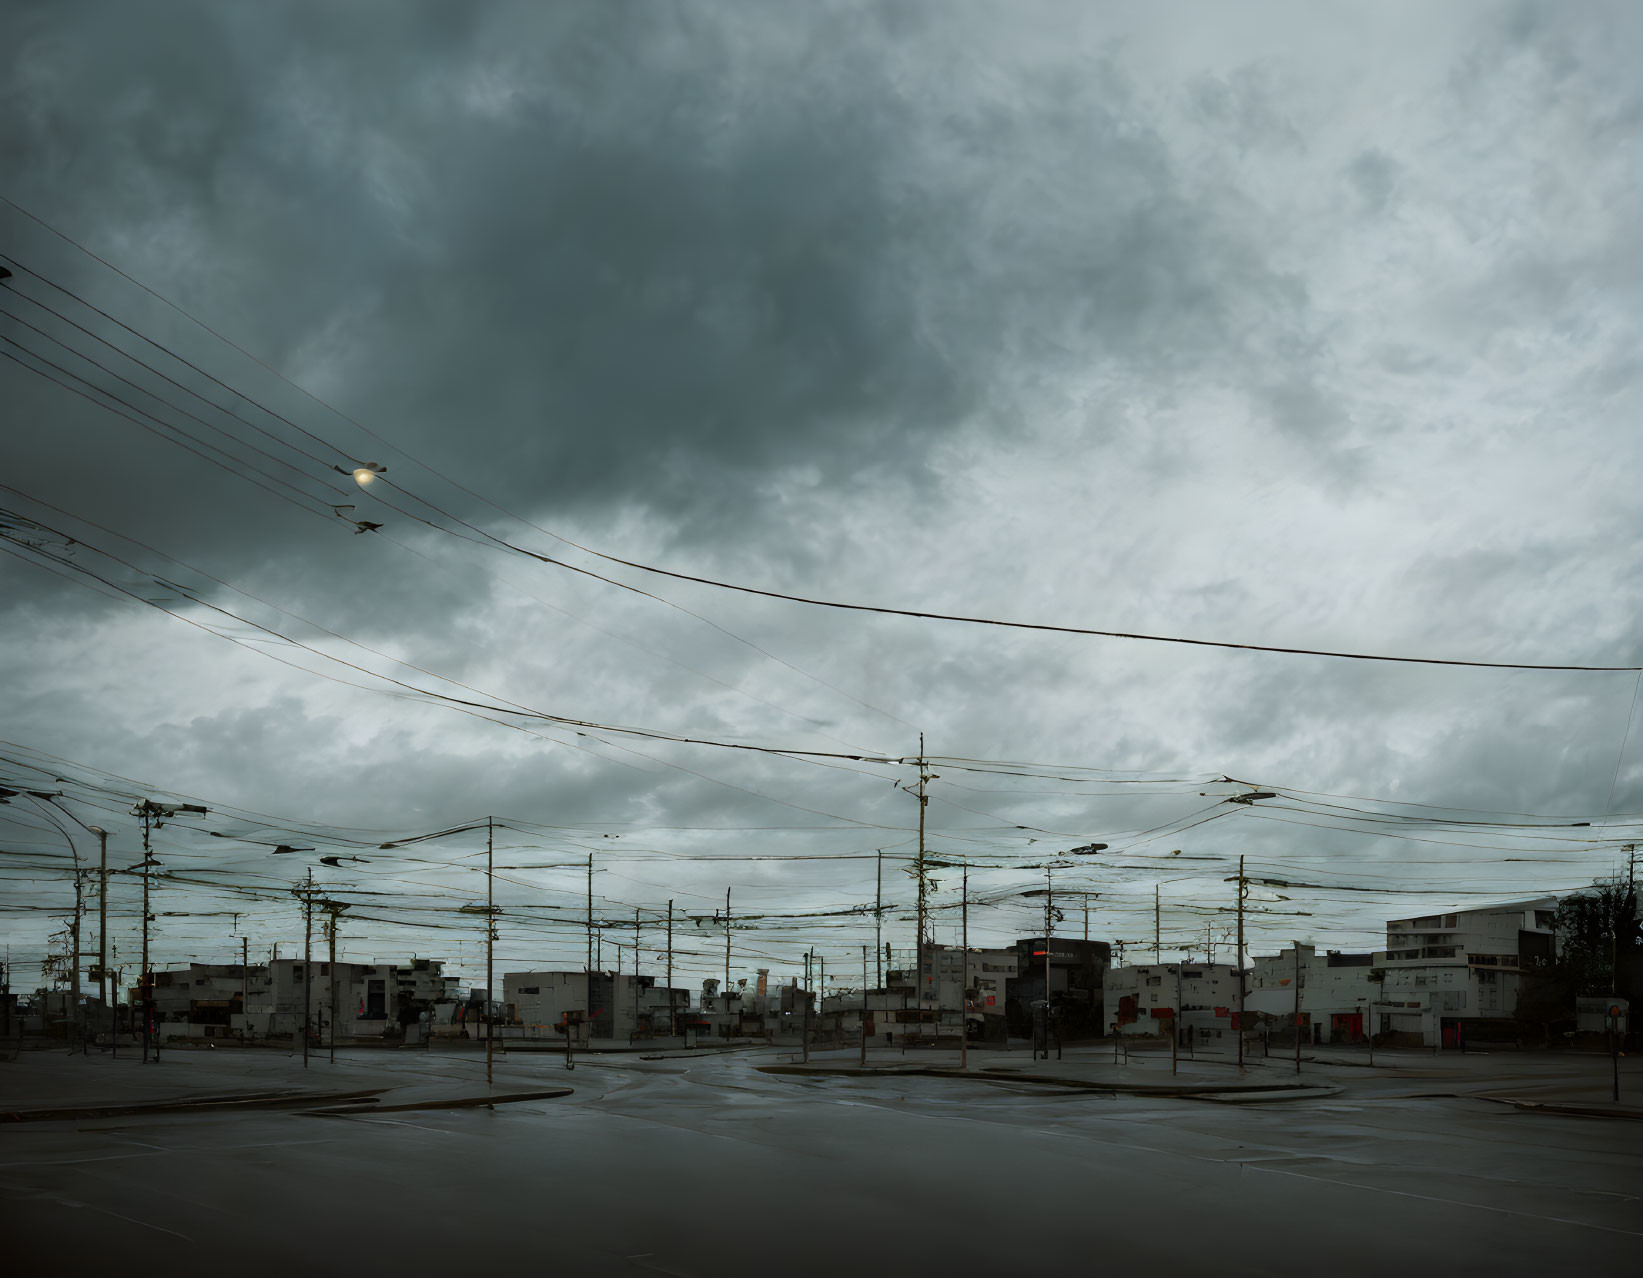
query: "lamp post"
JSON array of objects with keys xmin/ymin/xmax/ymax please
[
  {"xmin": 22, "ymin": 793, "xmax": 88, "ymax": 1043},
  {"xmin": 379, "ymin": 819, "xmax": 499, "ymax": 1080},
  {"xmin": 44, "ymin": 801, "xmax": 114, "ymax": 1040}
]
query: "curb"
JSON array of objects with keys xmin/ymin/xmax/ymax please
[
  {"xmin": 755, "ymin": 1064, "xmax": 1320, "ymax": 1097},
  {"xmin": 1187, "ymin": 1086, "xmax": 1344, "ymax": 1104},
  {"xmin": 1476, "ymin": 1096, "xmax": 1643, "ymax": 1121},
  {"xmin": 0, "ymin": 1087, "xmax": 385, "ymax": 1123},
  {"xmin": 299, "ymin": 1088, "xmax": 574, "ymax": 1115}
]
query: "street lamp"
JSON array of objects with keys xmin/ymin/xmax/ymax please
[
  {"xmin": 332, "ymin": 461, "xmax": 387, "ymax": 486},
  {"xmin": 30, "ymin": 796, "xmax": 116, "ymax": 1011},
  {"xmin": 381, "ymin": 818, "xmax": 500, "ymax": 1084}
]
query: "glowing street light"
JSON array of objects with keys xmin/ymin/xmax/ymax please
[{"xmin": 331, "ymin": 461, "xmax": 387, "ymax": 486}]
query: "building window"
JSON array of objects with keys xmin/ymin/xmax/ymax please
[{"xmin": 1145, "ymin": 976, "xmax": 1161, "ymax": 987}]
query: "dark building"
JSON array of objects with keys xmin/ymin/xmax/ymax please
[{"xmin": 1005, "ymin": 937, "xmax": 1111, "ymax": 1040}]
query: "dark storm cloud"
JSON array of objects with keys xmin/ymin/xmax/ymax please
[{"xmin": 2, "ymin": 0, "xmax": 1314, "ymax": 576}]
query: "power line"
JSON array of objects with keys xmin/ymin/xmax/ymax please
[{"xmin": 2, "ymin": 194, "xmax": 1631, "ymax": 675}]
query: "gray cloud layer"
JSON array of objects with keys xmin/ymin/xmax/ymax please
[{"xmin": 3, "ymin": 1, "xmax": 1640, "ymax": 983}]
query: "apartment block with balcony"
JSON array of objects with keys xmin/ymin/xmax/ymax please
[{"xmin": 1377, "ymin": 898, "xmax": 1557, "ymax": 1047}]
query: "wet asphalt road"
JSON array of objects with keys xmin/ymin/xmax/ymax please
[{"xmin": 1, "ymin": 1046, "xmax": 1638, "ymax": 1275}]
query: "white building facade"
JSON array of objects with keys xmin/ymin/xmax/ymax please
[
  {"xmin": 1246, "ymin": 944, "xmax": 1378, "ymax": 1044},
  {"xmin": 1377, "ymin": 898, "xmax": 1557, "ymax": 1047},
  {"xmin": 1104, "ymin": 962, "xmax": 1240, "ymax": 1043}
]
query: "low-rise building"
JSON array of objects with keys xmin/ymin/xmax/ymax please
[
  {"xmin": 1376, "ymin": 898, "xmax": 1557, "ymax": 1047},
  {"xmin": 1104, "ymin": 962, "xmax": 1241, "ymax": 1045},
  {"xmin": 1006, "ymin": 937, "xmax": 1109, "ymax": 1039},
  {"xmin": 144, "ymin": 963, "xmax": 251, "ymax": 1038},
  {"xmin": 234, "ymin": 957, "xmax": 459, "ymax": 1043},
  {"xmin": 507, "ymin": 970, "xmax": 695, "ymax": 1041},
  {"xmin": 1245, "ymin": 944, "xmax": 1377, "ymax": 1044}
]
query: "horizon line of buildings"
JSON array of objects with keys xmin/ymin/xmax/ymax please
[{"xmin": 9, "ymin": 896, "xmax": 1575, "ymax": 1050}]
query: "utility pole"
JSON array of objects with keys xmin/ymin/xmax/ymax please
[
  {"xmin": 69, "ymin": 872, "xmax": 83, "ymax": 1046},
  {"xmin": 1365, "ymin": 986, "xmax": 1378, "ymax": 1067},
  {"xmin": 803, "ymin": 950, "xmax": 812, "ymax": 1064},
  {"xmin": 486, "ymin": 815, "xmax": 494, "ymax": 1086},
  {"xmin": 127, "ymin": 799, "xmax": 203, "ymax": 1063},
  {"xmin": 139, "ymin": 803, "xmax": 153, "ymax": 1064},
  {"xmin": 1043, "ymin": 866, "xmax": 1053, "ymax": 1061},
  {"xmin": 961, "ymin": 864, "xmax": 969, "ymax": 1071},
  {"xmin": 328, "ymin": 904, "xmax": 341, "ymax": 1066},
  {"xmin": 302, "ymin": 868, "xmax": 313, "ymax": 1069},
  {"xmin": 667, "ymin": 900, "xmax": 675, "ymax": 1038},
  {"xmin": 1236, "ymin": 855, "xmax": 1246, "ymax": 1076},
  {"xmin": 96, "ymin": 826, "xmax": 109, "ymax": 1019},
  {"xmin": 724, "ymin": 887, "xmax": 732, "ymax": 994},
  {"xmin": 586, "ymin": 853, "xmax": 594, "ymax": 1037},
  {"xmin": 1612, "ymin": 845, "xmax": 1634, "ymax": 1103},
  {"xmin": 1294, "ymin": 941, "xmax": 1302, "ymax": 1077},
  {"xmin": 240, "ymin": 935, "xmax": 248, "ymax": 1039},
  {"xmin": 819, "ymin": 953, "xmax": 825, "ymax": 1046},
  {"xmin": 634, "ymin": 907, "xmax": 641, "ymax": 1041},
  {"xmin": 1171, "ymin": 962, "xmax": 1180, "ymax": 1076},
  {"xmin": 860, "ymin": 944, "xmax": 869, "ymax": 1067},
  {"xmin": 912, "ymin": 737, "xmax": 934, "ymax": 1036},
  {"xmin": 875, "ymin": 850, "xmax": 883, "ymax": 989},
  {"xmin": 1154, "ymin": 884, "xmax": 1161, "ymax": 962}
]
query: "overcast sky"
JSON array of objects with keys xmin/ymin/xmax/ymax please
[{"xmin": 3, "ymin": 1, "xmax": 1640, "ymax": 992}]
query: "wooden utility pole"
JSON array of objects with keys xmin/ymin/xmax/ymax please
[
  {"xmin": 127, "ymin": 798, "xmax": 203, "ymax": 1062},
  {"xmin": 69, "ymin": 872, "xmax": 82, "ymax": 1044},
  {"xmin": 913, "ymin": 736, "xmax": 933, "ymax": 1036},
  {"xmin": 724, "ymin": 887, "xmax": 732, "ymax": 994},
  {"xmin": 1154, "ymin": 884, "xmax": 1161, "ymax": 962},
  {"xmin": 667, "ymin": 900, "xmax": 675, "ymax": 1038},
  {"xmin": 302, "ymin": 869, "xmax": 313, "ymax": 1069},
  {"xmin": 803, "ymin": 950, "xmax": 812, "ymax": 1063},
  {"xmin": 633, "ymin": 907, "xmax": 641, "ymax": 1040},
  {"xmin": 327, "ymin": 903, "xmax": 343, "ymax": 1066},
  {"xmin": 1042, "ymin": 866, "xmax": 1053, "ymax": 1061},
  {"xmin": 241, "ymin": 935, "xmax": 248, "ymax": 1038},
  {"xmin": 139, "ymin": 803, "xmax": 152, "ymax": 1064},
  {"xmin": 875, "ymin": 850, "xmax": 883, "ymax": 989},
  {"xmin": 1236, "ymin": 856, "xmax": 1246, "ymax": 1075},
  {"xmin": 586, "ymin": 853, "xmax": 594, "ymax": 1036},
  {"xmin": 1294, "ymin": 941, "xmax": 1302, "ymax": 1077},
  {"xmin": 1171, "ymin": 962, "xmax": 1180, "ymax": 1076},
  {"xmin": 96, "ymin": 827, "xmax": 109, "ymax": 1014},
  {"xmin": 1612, "ymin": 845, "xmax": 1634, "ymax": 1103},
  {"xmin": 960, "ymin": 864, "xmax": 969, "ymax": 1071},
  {"xmin": 486, "ymin": 815, "xmax": 494, "ymax": 1086},
  {"xmin": 860, "ymin": 944, "xmax": 869, "ymax": 1067}
]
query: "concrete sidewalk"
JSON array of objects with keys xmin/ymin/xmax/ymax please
[{"xmin": 756, "ymin": 1040, "xmax": 1643, "ymax": 1114}]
